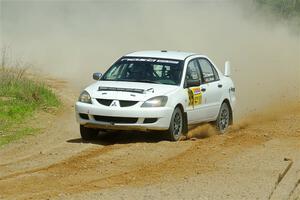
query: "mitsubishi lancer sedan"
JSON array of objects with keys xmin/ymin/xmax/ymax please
[{"xmin": 75, "ymin": 50, "xmax": 236, "ymax": 141}]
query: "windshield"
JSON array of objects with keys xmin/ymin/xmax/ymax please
[{"xmin": 101, "ymin": 57, "xmax": 183, "ymax": 85}]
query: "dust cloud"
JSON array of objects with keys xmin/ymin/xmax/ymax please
[
  {"xmin": 1, "ymin": 0, "xmax": 299, "ymax": 119},
  {"xmin": 186, "ymin": 123, "xmax": 218, "ymax": 140}
]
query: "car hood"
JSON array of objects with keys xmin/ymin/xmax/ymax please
[{"xmin": 86, "ymin": 81, "xmax": 179, "ymax": 101}]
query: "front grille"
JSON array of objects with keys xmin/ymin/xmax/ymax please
[
  {"xmin": 93, "ymin": 115, "xmax": 138, "ymax": 124},
  {"xmin": 79, "ymin": 113, "xmax": 89, "ymax": 120},
  {"xmin": 96, "ymin": 99, "xmax": 113, "ymax": 106},
  {"xmin": 119, "ymin": 100, "xmax": 138, "ymax": 107},
  {"xmin": 96, "ymin": 99, "xmax": 138, "ymax": 107},
  {"xmin": 143, "ymin": 118, "xmax": 158, "ymax": 124}
]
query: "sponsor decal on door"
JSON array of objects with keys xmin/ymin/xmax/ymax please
[{"xmin": 188, "ymin": 87, "xmax": 202, "ymax": 108}]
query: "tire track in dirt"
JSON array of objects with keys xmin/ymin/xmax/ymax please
[
  {"xmin": 0, "ymin": 144, "xmax": 122, "ymax": 181},
  {"xmin": 0, "ymin": 126, "xmax": 269, "ymax": 200},
  {"xmin": 0, "ymin": 137, "xmax": 194, "ymax": 199},
  {"xmin": 0, "ymin": 155, "xmax": 37, "ymax": 167},
  {"xmin": 50, "ymin": 134, "xmax": 267, "ymax": 199}
]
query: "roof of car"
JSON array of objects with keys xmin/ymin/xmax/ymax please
[{"xmin": 125, "ymin": 50, "xmax": 198, "ymax": 60}]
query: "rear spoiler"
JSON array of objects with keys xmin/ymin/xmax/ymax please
[{"xmin": 224, "ymin": 61, "xmax": 231, "ymax": 77}]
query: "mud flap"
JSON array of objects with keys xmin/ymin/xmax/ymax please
[{"xmin": 182, "ymin": 112, "xmax": 188, "ymax": 135}]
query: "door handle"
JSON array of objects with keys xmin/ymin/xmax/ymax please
[
  {"xmin": 201, "ymin": 88, "xmax": 206, "ymax": 92},
  {"xmin": 218, "ymin": 84, "xmax": 223, "ymax": 88}
]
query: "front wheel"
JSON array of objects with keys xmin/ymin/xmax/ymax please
[
  {"xmin": 215, "ymin": 102, "xmax": 230, "ymax": 133},
  {"xmin": 80, "ymin": 125, "xmax": 99, "ymax": 140},
  {"xmin": 165, "ymin": 107, "xmax": 183, "ymax": 141}
]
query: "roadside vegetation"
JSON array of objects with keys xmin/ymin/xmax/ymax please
[
  {"xmin": 0, "ymin": 49, "xmax": 60, "ymax": 147},
  {"xmin": 255, "ymin": 0, "xmax": 300, "ymax": 18},
  {"xmin": 254, "ymin": 0, "xmax": 300, "ymax": 31}
]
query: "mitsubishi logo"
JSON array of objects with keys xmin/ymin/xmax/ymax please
[{"xmin": 110, "ymin": 100, "xmax": 119, "ymax": 107}]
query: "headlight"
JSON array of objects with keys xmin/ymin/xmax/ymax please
[
  {"xmin": 78, "ymin": 91, "xmax": 92, "ymax": 104},
  {"xmin": 141, "ymin": 96, "xmax": 168, "ymax": 107}
]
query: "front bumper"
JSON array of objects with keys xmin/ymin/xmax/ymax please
[{"xmin": 75, "ymin": 101, "xmax": 173, "ymax": 131}]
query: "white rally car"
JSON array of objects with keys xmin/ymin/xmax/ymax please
[{"xmin": 75, "ymin": 50, "xmax": 236, "ymax": 141}]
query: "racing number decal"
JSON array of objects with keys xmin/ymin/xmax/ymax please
[{"xmin": 188, "ymin": 87, "xmax": 202, "ymax": 108}]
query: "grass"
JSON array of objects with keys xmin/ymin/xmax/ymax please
[
  {"xmin": 0, "ymin": 66, "xmax": 60, "ymax": 147},
  {"xmin": 0, "ymin": 127, "xmax": 41, "ymax": 146}
]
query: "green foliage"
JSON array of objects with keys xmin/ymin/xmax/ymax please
[
  {"xmin": 0, "ymin": 67, "xmax": 60, "ymax": 147},
  {"xmin": 255, "ymin": 0, "xmax": 300, "ymax": 18},
  {"xmin": 0, "ymin": 127, "xmax": 41, "ymax": 147}
]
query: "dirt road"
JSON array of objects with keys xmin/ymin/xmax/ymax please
[{"xmin": 0, "ymin": 80, "xmax": 299, "ymax": 200}]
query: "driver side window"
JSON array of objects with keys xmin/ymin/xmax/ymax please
[{"xmin": 186, "ymin": 59, "xmax": 201, "ymax": 82}]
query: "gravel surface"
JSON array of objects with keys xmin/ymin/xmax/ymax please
[{"xmin": 0, "ymin": 79, "xmax": 299, "ymax": 200}]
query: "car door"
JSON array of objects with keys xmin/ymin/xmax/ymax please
[
  {"xmin": 185, "ymin": 59, "xmax": 208, "ymax": 123},
  {"xmin": 197, "ymin": 58, "xmax": 223, "ymax": 119}
]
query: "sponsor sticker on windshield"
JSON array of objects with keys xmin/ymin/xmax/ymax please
[
  {"xmin": 156, "ymin": 59, "xmax": 179, "ymax": 64},
  {"xmin": 121, "ymin": 58, "xmax": 179, "ymax": 64},
  {"xmin": 121, "ymin": 58, "xmax": 156, "ymax": 62}
]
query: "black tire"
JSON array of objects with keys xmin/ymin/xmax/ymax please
[
  {"xmin": 165, "ymin": 107, "xmax": 183, "ymax": 141},
  {"xmin": 215, "ymin": 102, "xmax": 231, "ymax": 133},
  {"xmin": 80, "ymin": 125, "xmax": 99, "ymax": 140}
]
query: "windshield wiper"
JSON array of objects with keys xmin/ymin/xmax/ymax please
[
  {"xmin": 101, "ymin": 79, "xmax": 159, "ymax": 84},
  {"xmin": 133, "ymin": 79, "xmax": 158, "ymax": 84},
  {"xmin": 102, "ymin": 79, "xmax": 134, "ymax": 82}
]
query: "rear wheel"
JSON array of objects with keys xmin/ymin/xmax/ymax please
[
  {"xmin": 80, "ymin": 125, "xmax": 99, "ymax": 140},
  {"xmin": 215, "ymin": 102, "xmax": 230, "ymax": 133},
  {"xmin": 165, "ymin": 107, "xmax": 183, "ymax": 141}
]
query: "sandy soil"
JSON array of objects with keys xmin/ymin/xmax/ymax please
[{"xmin": 0, "ymin": 79, "xmax": 299, "ymax": 200}]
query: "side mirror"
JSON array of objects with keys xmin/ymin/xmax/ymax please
[
  {"xmin": 93, "ymin": 72, "xmax": 102, "ymax": 81},
  {"xmin": 186, "ymin": 79, "xmax": 200, "ymax": 88},
  {"xmin": 224, "ymin": 61, "xmax": 231, "ymax": 77}
]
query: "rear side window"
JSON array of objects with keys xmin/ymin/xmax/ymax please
[{"xmin": 198, "ymin": 59, "xmax": 219, "ymax": 83}]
